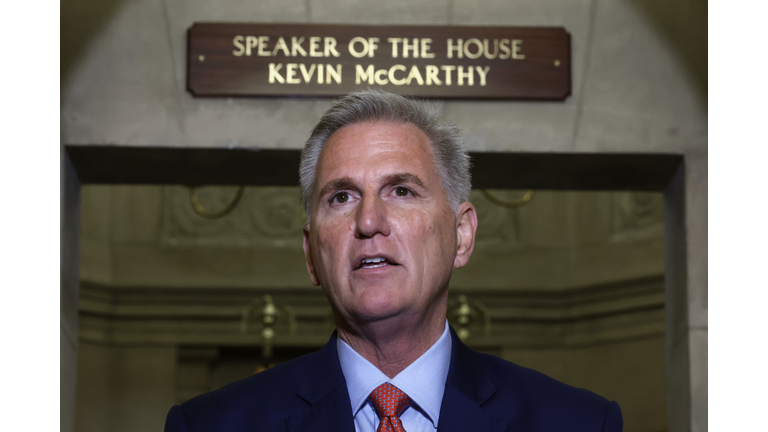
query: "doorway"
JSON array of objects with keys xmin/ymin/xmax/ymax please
[{"xmin": 62, "ymin": 146, "xmax": 691, "ymax": 432}]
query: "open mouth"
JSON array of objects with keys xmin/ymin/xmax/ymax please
[{"xmin": 357, "ymin": 257, "xmax": 397, "ymax": 270}]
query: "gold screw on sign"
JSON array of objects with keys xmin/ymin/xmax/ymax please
[
  {"xmin": 554, "ymin": 60, "xmax": 560, "ymax": 67},
  {"xmin": 199, "ymin": 55, "xmax": 205, "ymax": 62}
]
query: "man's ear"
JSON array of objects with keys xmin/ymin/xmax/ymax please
[
  {"xmin": 302, "ymin": 226, "xmax": 320, "ymax": 286},
  {"xmin": 454, "ymin": 201, "xmax": 478, "ymax": 269}
]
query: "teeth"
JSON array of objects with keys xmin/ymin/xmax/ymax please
[{"xmin": 362, "ymin": 257, "xmax": 386, "ymax": 264}]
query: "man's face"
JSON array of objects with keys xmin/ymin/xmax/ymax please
[{"xmin": 303, "ymin": 121, "xmax": 476, "ymax": 326}]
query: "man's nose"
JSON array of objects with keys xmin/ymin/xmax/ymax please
[{"xmin": 354, "ymin": 194, "xmax": 391, "ymax": 238}]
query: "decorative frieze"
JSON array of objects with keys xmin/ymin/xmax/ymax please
[
  {"xmin": 611, "ymin": 192, "xmax": 664, "ymax": 241},
  {"xmin": 79, "ymin": 275, "xmax": 663, "ymax": 350},
  {"xmin": 161, "ymin": 186, "xmax": 305, "ymax": 248}
]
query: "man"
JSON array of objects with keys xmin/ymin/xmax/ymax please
[{"xmin": 165, "ymin": 90, "xmax": 623, "ymax": 432}]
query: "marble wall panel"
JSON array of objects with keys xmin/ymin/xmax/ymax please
[
  {"xmin": 309, "ymin": 0, "xmax": 451, "ymax": 24},
  {"xmin": 62, "ymin": 0, "xmax": 706, "ymax": 155},
  {"xmin": 574, "ymin": 0, "xmax": 706, "ymax": 153},
  {"xmin": 61, "ymin": 150, "xmax": 81, "ymax": 432},
  {"xmin": 79, "ymin": 185, "xmax": 666, "ymax": 290},
  {"xmin": 75, "ymin": 345, "xmax": 177, "ymax": 432},
  {"xmin": 564, "ymin": 336, "xmax": 668, "ymax": 432},
  {"xmin": 63, "ymin": 1, "xmax": 706, "ymax": 430}
]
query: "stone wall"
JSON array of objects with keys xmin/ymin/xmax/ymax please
[
  {"xmin": 62, "ymin": 0, "xmax": 706, "ymax": 156},
  {"xmin": 75, "ymin": 185, "xmax": 667, "ymax": 432},
  {"xmin": 62, "ymin": 0, "xmax": 707, "ymax": 431}
]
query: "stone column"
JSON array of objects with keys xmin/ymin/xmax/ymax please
[
  {"xmin": 61, "ymin": 147, "xmax": 81, "ymax": 432},
  {"xmin": 664, "ymin": 150, "xmax": 707, "ymax": 432}
]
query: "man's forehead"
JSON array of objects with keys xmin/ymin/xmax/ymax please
[
  {"xmin": 314, "ymin": 122, "xmax": 437, "ymax": 189},
  {"xmin": 320, "ymin": 121, "xmax": 433, "ymax": 164}
]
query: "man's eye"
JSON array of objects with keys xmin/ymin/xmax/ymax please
[
  {"xmin": 331, "ymin": 192, "xmax": 350, "ymax": 204},
  {"xmin": 395, "ymin": 187, "xmax": 410, "ymax": 197}
]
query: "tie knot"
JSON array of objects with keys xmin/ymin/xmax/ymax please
[{"xmin": 368, "ymin": 383, "xmax": 412, "ymax": 418}]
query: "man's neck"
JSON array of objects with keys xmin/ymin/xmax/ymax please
[{"xmin": 336, "ymin": 311, "xmax": 447, "ymax": 378}]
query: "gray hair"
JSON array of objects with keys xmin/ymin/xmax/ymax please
[{"xmin": 299, "ymin": 89, "xmax": 471, "ymax": 223}]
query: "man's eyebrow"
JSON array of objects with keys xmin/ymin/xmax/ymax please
[
  {"xmin": 317, "ymin": 173, "xmax": 426, "ymax": 199},
  {"xmin": 384, "ymin": 173, "xmax": 426, "ymax": 189},
  {"xmin": 318, "ymin": 177, "xmax": 355, "ymax": 198}
]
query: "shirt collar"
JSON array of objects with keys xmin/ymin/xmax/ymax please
[{"xmin": 337, "ymin": 321, "xmax": 452, "ymax": 428}]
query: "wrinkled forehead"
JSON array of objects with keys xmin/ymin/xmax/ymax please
[{"xmin": 315, "ymin": 121, "xmax": 438, "ymax": 184}]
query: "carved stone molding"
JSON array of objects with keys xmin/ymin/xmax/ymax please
[
  {"xmin": 161, "ymin": 186, "xmax": 305, "ymax": 248},
  {"xmin": 468, "ymin": 189, "xmax": 521, "ymax": 251},
  {"xmin": 160, "ymin": 186, "xmax": 524, "ymax": 252},
  {"xmin": 79, "ymin": 275, "xmax": 664, "ymax": 350},
  {"xmin": 611, "ymin": 192, "xmax": 664, "ymax": 241}
]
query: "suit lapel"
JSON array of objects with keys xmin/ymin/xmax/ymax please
[
  {"xmin": 285, "ymin": 328, "xmax": 509, "ymax": 432},
  {"xmin": 436, "ymin": 327, "xmax": 509, "ymax": 432},
  {"xmin": 285, "ymin": 332, "xmax": 356, "ymax": 432}
]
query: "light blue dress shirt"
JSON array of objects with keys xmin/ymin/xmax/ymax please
[{"xmin": 336, "ymin": 321, "xmax": 452, "ymax": 432}]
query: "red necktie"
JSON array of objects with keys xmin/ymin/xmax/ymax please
[{"xmin": 368, "ymin": 383, "xmax": 412, "ymax": 432}]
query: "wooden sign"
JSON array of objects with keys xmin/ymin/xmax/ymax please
[{"xmin": 188, "ymin": 23, "xmax": 571, "ymax": 100}]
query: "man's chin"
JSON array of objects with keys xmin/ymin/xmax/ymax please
[{"xmin": 351, "ymin": 305, "xmax": 408, "ymax": 324}]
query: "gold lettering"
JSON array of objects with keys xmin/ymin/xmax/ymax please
[
  {"xmin": 324, "ymin": 37, "xmax": 340, "ymax": 57},
  {"xmin": 406, "ymin": 65, "xmax": 424, "ymax": 85},
  {"xmin": 483, "ymin": 39, "xmax": 498, "ymax": 59},
  {"xmin": 425, "ymin": 65, "xmax": 441, "ymax": 85},
  {"xmin": 367, "ymin": 37, "xmax": 379, "ymax": 58},
  {"xmin": 356, "ymin": 64, "xmax": 375, "ymax": 85},
  {"xmin": 286, "ymin": 63, "xmax": 300, "ymax": 83},
  {"xmin": 457, "ymin": 65, "xmax": 473, "ymax": 86},
  {"xmin": 511, "ymin": 39, "xmax": 525, "ymax": 59},
  {"xmin": 463, "ymin": 38, "xmax": 482, "ymax": 59},
  {"xmin": 388, "ymin": 64, "xmax": 407, "ymax": 85},
  {"xmin": 499, "ymin": 39, "xmax": 510, "ymax": 59},
  {"xmin": 388, "ymin": 38, "xmax": 402, "ymax": 58},
  {"xmin": 258, "ymin": 36, "xmax": 270, "ymax": 56},
  {"xmin": 318, "ymin": 64, "xmax": 324, "ymax": 84},
  {"xmin": 246, "ymin": 36, "xmax": 258, "ymax": 56},
  {"xmin": 441, "ymin": 65, "xmax": 455, "ymax": 85},
  {"xmin": 375, "ymin": 69, "xmax": 389, "ymax": 85},
  {"xmin": 291, "ymin": 37, "xmax": 307, "ymax": 57},
  {"xmin": 402, "ymin": 38, "xmax": 419, "ymax": 59},
  {"xmin": 309, "ymin": 37, "xmax": 322, "ymax": 57},
  {"xmin": 447, "ymin": 38, "xmax": 463, "ymax": 59},
  {"xmin": 269, "ymin": 63, "xmax": 284, "ymax": 83},
  {"xmin": 326, "ymin": 64, "xmax": 342, "ymax": 84},
  {"xmin": 475, "ymin": 65, "xmax": 490, "ymax": 86},
  {"xmin": 272, "ymin": 37, "xmax": 290, "ymax": 57},
  {"xmin": 300, "ymin": 63, "xmax": 316, "ymax": 82},
  {"xmin": 349, "ymin": 37, "xmax": 368, "ymax": 58},
  {"xmin": 420, "ymin": 38, "xmax": 435, "ymax": 59},
  {"xmin": 233, "ymin": 35, "xmax": 246, "ymax": 56}
]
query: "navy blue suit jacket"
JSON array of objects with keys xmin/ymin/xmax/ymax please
[{"xmin": 165, "ymin": 327, "xmax": 622, "ymax": 431}]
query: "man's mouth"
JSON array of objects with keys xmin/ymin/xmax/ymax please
[{"xmin": 357, "ymin": 256, "xmax": 397, "ymax": 270}]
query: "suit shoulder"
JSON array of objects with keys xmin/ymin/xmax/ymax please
[
  {"xmin": 172, "ymin": 351, "xmax": 318, "ymax": 430},
  {"xmin": 481, "ymin": 353, "xmax": 607, "ymax": 404},
  {"xmin": 479, "ymin": 353, "xmax": 622, "ymax": 430}
]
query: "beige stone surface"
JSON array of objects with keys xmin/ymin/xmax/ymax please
[
  {"xmin": 689, "ymin": 328, "xmax": 708, "ymax": 432},
  {"xmin": 61, "ymin": 326, "xmax": 79, "ymax": 432},
  {"xmin": 61, "ymin": 0, "xmax": 706, "ymax": 155},
  {"xmin": 61, "ymin": 150, "xmax": 81, "ymax": 432},
  {"xmin": 505, "ymin": 337, "xmax": 668, "ymax": 432},
  {"xmin": 62, "ymin": 0, "xmax": 706, "ymax": 431},
  {"xmin": 79, "ymin": 187, "xmax": 665, "ymax": 290},
  {"xmin": 75, "ymin": 344, "xmax": 177, "ymax": 432},
  {"xmin": 565, "ymin": 337, "xmax": 668, "ymax": 432}
]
